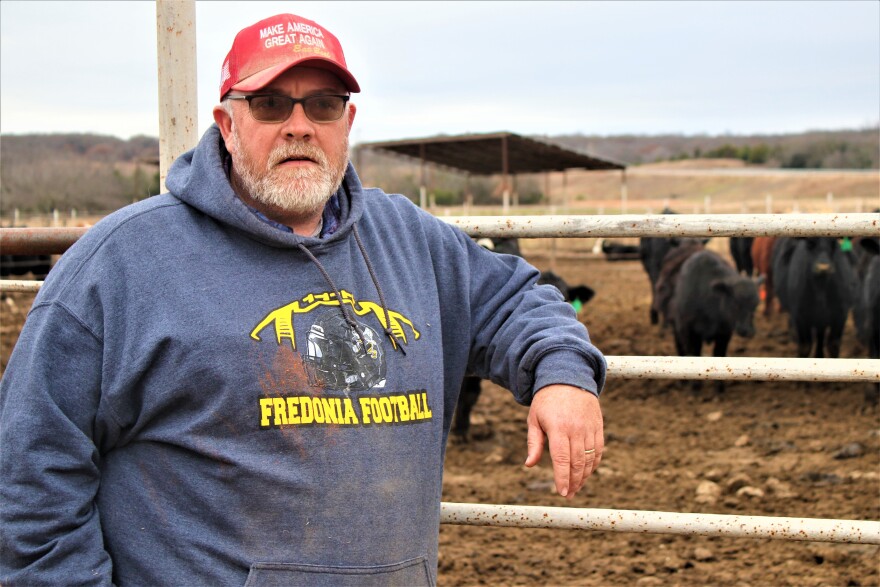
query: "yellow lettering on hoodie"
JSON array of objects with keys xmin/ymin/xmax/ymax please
[{"xmin": 260, "ymin": 398, "xmax": 274, "ymax": 427}]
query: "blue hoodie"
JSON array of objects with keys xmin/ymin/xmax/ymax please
[{"xmin": 0, "ymin": 126, "xmax": 606, "ymax": 586}]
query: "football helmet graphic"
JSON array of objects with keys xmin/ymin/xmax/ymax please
[{"xmin": 304, "ymin": 313, "xmax": 387, "ymax": 392}]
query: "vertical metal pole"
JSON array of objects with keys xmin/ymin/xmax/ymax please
[
  {"xmin": 563, "ymin": 170, "xmax": 571, "ymax": 210},
  {"xmin": 501, "ymin": 136, "xmax": 510, "ymax": 214},
  {"xmin": 512, "ymin": 176, "xmax": 519, "ymax": 208},
  {"xmin": 419, "ymin": 143, "xmax": 427, "ymax": 209},
  {"xmin": 156, "ymin": 0, "xmax": 198, "ymax": 193}
]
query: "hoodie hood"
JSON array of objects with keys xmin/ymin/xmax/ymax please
[{"xmin": 165, "ymin": 124, "xmax": 363, "ymax": 249}]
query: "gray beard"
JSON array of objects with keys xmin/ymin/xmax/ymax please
[{"xmin": 229, "ymin": 128, "xmax": 348, "ymax": 217}]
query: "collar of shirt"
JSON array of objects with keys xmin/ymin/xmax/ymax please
[{"xmin": 244, "ymin": 194, "xmax": 340, "ymax": 238}]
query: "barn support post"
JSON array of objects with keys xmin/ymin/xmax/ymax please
[
  {"xmin": 562, "ymin": 170, "xmax": 569, "ymax": 211},
  {"xmin": 512, "ymin": 176, "xmax": 519, "ymax": 209},
  {"xmin": 501, "ymin": 135, "xmax": 510, "ymax": 214},
  {"xmin": 156, "ymin": 0, "xmax": 198, "ymax": 193}
]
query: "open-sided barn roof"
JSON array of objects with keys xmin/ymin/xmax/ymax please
[{"xmin": 358, "ymin": 131, "xmax": 625, "ymax": 176}]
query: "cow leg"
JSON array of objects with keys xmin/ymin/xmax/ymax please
[
  {"xmin": 814, "ymin": 326, "xmax": 827, "ymax": 359},
  {"xmin": 451, "ymin": 377, "xmax": 482, "ymax": 442},
  {"xmin": 712, "ymin": 334, "xmax": 731, "ymax": 394},
  {"xmin": 794, "ymin": 321, "xmax": 813, "ymax": 358},
  {"xmin": 826, "ymin": 322, "xmax": 845, "ymax": 359},
  {"xmin": 685, "ymin": 331, "xmax": 703, "ymax": 391},
  {"xmin": 764, "ymin": 277, "xmax": 775, "ymax": 316}
]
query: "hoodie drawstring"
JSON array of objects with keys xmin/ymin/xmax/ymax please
[
  {"xmin": 297, "ymin": 228, "xmax": 405, "ymax": 356},
  {"xmin": 353, "ymin": 225, "xmax": 406, "ymax": 356}
]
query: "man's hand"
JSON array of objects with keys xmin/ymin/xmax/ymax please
[{"xmin": 524, "ymin": 384, "xmax": 604, "ymax": 499}]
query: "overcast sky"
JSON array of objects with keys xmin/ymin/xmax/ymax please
[{"xmin": 1, "ymin": 1, "xmax": 878, "ymax": 145}]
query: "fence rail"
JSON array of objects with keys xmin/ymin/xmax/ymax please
[
  {"xmin": 1, "ymin": 213, "xmax": 877, "ymax": 255},
  {"xmin": 440, "ymin": 503, "xmax": 880, "ymax": 544},
  {"xmin": 443, "ymin": 213, "xmax": 879, "ymax": 238}
]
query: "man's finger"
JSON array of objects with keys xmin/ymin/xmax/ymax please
[
  {"xmin": 524, "ymin": 415, "xmax": 545, "ymax": 468},
  {"xmin": 547, "ymin": 431, "xmax": 573, "ymax": 497},
  {"xmin": 574, "ymin": 447, "xmax": 599, "ymax": 495}
]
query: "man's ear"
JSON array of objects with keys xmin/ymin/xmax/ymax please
[
  {"xmin": 213, "ymin": 105, "xmax": 235, "ymax": 154},
  {"xmin": 347, "ymin": 102, "xmax": 357, "ymax": 130}
]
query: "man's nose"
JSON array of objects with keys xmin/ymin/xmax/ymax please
[{"xmin": 281, "ymin": 103, "xmax": 315, "ymax": 140}]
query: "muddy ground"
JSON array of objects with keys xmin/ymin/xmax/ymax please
[{"xmin": 2, "ymin": 248, "xmax": 878, "ymax": 587}]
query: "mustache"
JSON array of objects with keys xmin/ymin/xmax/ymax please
[{"xmin": 268, "ymin": 142, "xmax": 328, "ymax": 169}]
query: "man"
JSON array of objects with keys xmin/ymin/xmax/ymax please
[{"xmin": 0, "ymin": 13, "xmax": 605, "ymax": 586}]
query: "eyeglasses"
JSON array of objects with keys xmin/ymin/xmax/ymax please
[{"xmin": 225, "ymin": 94, "xmax": 350, "ymax": 124}]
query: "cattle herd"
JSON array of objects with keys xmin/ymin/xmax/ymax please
[
  {"xmin": 0, "ymin": 255, "xmax": 52, "ymax": 280},
  {"xmin": 642, "ymin": 231, "xmax": 879, "ymax": 364}
]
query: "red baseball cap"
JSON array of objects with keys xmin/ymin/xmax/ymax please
[{"xmin": 219, "ymin": 13, "xmax": 360, "ymax": 101}]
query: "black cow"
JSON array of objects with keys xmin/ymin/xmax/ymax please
[
  {"xmin": 639, "ymin": 237, "xmax": 677, "ymax": 325},
  {"xmin": 777, "ymin": 238, "xmax": 858, "ymax": 358},
  {"xmin": 729, "ymin": 237, "xmax": 755, "ymax": 276},
  {"xmin": 770, "ymin": 237, "xmax": 799, "ymax": 313},
  {"xmin": 638, "ymin": 208, "xmax": 678, "ymax": 325},
  {"xmin": 537, "ymin": 270, "xmax": 596, "ymax": 308},
  {"xmin": 651, "ymin": 239, "xmax": 706, "ymax": 328},
  {"xmin": 0, "ymin": 255, "xmax": 53, "ymax": 279},
  {"xmin": 669, "ymin": 250, "xmax": 759, "ymax": 393},
  {"xmin": 854, "ymin": 237, "xmax": 880, "ymax": 358}
]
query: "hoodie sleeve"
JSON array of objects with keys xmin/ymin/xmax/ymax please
[
  {"xmin": 0, "ymin": 302, "xmax": 116, "ymax": 585},
  {"xmin": 454, "ymin": 231, "xmax": 606, "ymax": 405}
]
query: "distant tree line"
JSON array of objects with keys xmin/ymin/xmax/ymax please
[
  {"xmin": 673, "ymin": 138, "xmax": 876, "ymax": 169},
  {"xmin": 553, "ymin": 127, "xmax": 879, "ymax": 169},
  {"xmin": 1, "ymin": 134, "xmax": 160, "ymax": 216}
]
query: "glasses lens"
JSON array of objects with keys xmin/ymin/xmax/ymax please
[
  {"xmin": 303, "ymin": 96, "xmax": 346, "ymax": 122},
  {"xmin": 248, "ymin": 95, "xmax": 293, "ymax": 122}
]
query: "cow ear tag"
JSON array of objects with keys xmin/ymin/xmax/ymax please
[
  {"xmin": 840, "ymin": 237, "xmax": 853, "ymax": 252},
  {"xmin": 572, "ymin": 299, "xmax": 583, "ymax": 313}
]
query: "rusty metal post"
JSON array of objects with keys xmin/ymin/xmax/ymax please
[
  {"xmin": 156, "ymin": 0, "xmax": 198, "ymax": 193},
  {"xmin": 0, "ymin": 227, "xmax": 89, "ymax": 255}
]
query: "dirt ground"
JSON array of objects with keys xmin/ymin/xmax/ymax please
[{"xmin": 2, "ymin": 246, "xmax": 878, "ymax": 587}]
